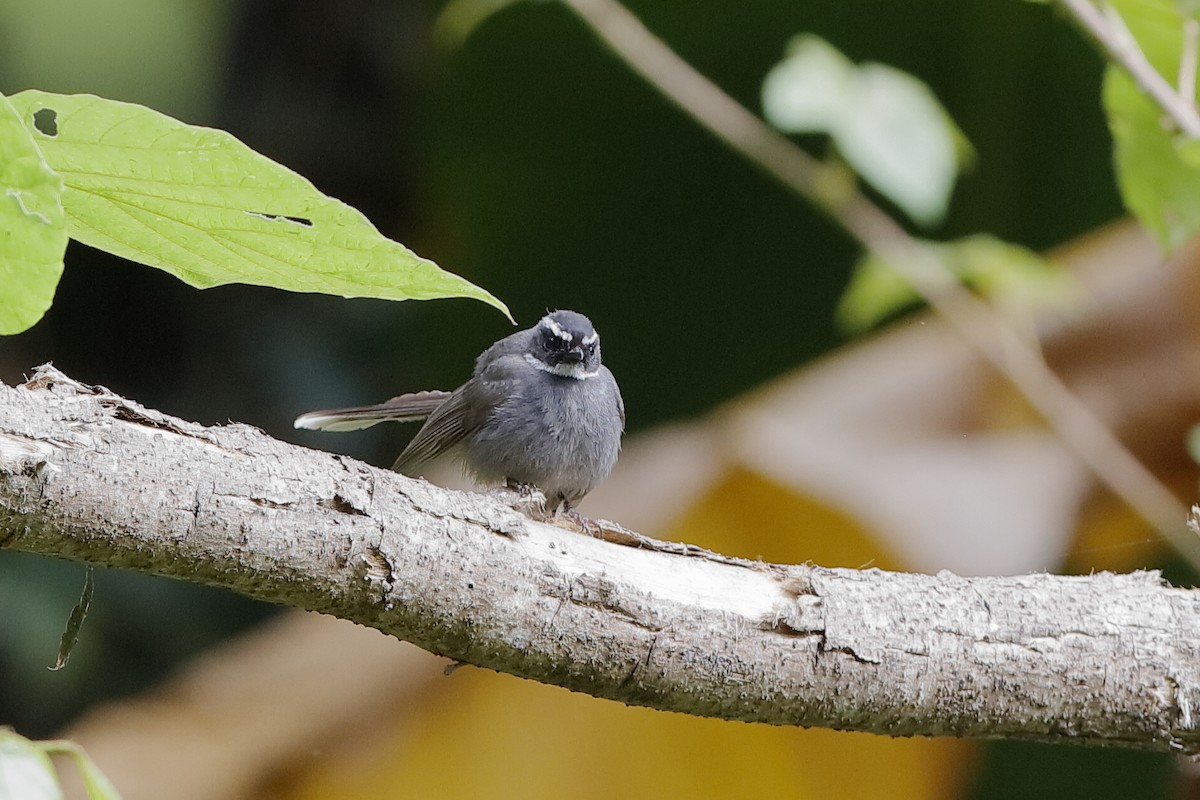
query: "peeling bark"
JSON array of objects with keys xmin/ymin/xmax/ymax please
[{"xmin": 1, "ymin": 365, "xmax": 1199, "ymax": 752}]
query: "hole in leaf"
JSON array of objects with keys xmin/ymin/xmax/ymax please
[
  {"xmin": 244, "ymin": 211, "xmax": 314, "ymax": 228},
  {"xmin": 32, "ymin": 108, "xmax": 58, "ymax": 137}
]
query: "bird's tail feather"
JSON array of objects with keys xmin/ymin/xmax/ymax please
[{"xmin": 294, "ymin": 390, "xmax": 452, "ymax": 432}]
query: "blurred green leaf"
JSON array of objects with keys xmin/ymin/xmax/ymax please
[
  {"xmin": 763, "ymin": 35, "xmax": 968, "ymax": 227},
  {"xmin": 1175, "ymin": 135, "xmax": 1200, "ymax": 167},
  {"xmin": 1104, "ymin": 68, "xmax": 1200, "ymax": 250},
  {"xmin": 1096, "ymin": 1, "xmax": 1200, "ymax": 250},
  {"xmin": 836, "ymin": 251, "xmax": 919, "ymax": 333},
  {"xmin": 837, "ymin": 64, "xmax": 961, "ymax": 226},
  {"xmin": 0, "ymin": 730, "xmax": 64, "ymax": 800},
  {"xmin": 0, "ymin": 0, "xmax": 232, "ymax": 122},
  {"xmin": 762, "ymin": 35, "xmax": 855, "ymax": 133},
  {"xmin": 6, "ymin": 91, "xmax": 510, "ymax": 319},
  {"xmin": 1108, "ymin": 0, "xmax": 1187, "ymax": 76},
  {"xmin": 837, "ymin": 235, "xmax": 1077, "ymax": 332},
  {"xmin": 951, "ymin": 235, "xmax": 1077, "ymax": 302},
  {"xmin": 0, "ymin": 93, "xmax": 68, "ymax": 335},
  {"xmin": 433, "ymin": 0, "xmax": 524, "ymax": 48},
  {"xmin": 1187, "ymin": 423, "xmax": 1200, "ymax": 464},
  {"xmin": 40, "ymin": 741, "xmax": 121, "ymax": 800}
]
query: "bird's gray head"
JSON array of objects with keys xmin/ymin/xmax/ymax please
[{"xmin": 527, "ymin": 310, "xmax": 602, "ymax": 379}]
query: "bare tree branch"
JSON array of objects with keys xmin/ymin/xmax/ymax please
[{"xmin": 2, "ymin": 365, "xmax": 1200, "ymax": 752}]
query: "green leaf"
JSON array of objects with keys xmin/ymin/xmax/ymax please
[
  {"xmin": 762, "ymin": 35, "xmax": 968, "ymax": 227},
  {"xmin": 0, "ymin": 93, "xmax": 68, "ymax": 335},
  {"xmin": 0, "ymin": 730, "xmax": 64, "ymax": 800},
  {"xmin": 39, "ymin": 741, "xmax": 121, "ymax": 800},
  {"xmin": 70, "ymin": 753, "xmax": 120, "ymax": 800},
  {"xmin": 1108, "ymin": 0, "xmax": 1188, "ymax": 77},
  {"xmin": 762, "ymin": 35, "xmax": 855, "ymax": 133},
  {"xmin": 1104, "ymin": 68, "xmax": 1200, "ymax": 250},
  {"xmin": 0, "ymin": 731, "xmax": 121, "ymax": 800},
  {"xmin": 49, "ymin": 567, "xmax": 94, "ymax": 671},
  {"xmin": 433, "ymin": 0, "xmax": 524, "ymax": 48},
  {"xmin": 1097, "ymin": 1, "xmax": 1200, "ymax": 249},
  {"xmin": 1175, "ymin": 135, "xmax": 1200, "ymax": 167},
  {"xmin": 7, "ymin": 91, "xmax": 509, "ymax": 318},
  {"xmin": 836, "ymin": 250, "xmax": 919, "ymax": 333},
  {"xmin": 836, "ymin": 64, "xmax": 961, "ymax": 227},
  {"xmin": 1186, "ymin": 422, "xmax": 1200, "ymax": 464},
  {"xmin": 837, "ymin": 235, "xmax": 1078, "ymax": 333}
]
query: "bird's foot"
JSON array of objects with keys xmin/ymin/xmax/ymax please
[
  {"xmin": 496, "ymin": 482, "xmax": 602, "ymax": 535},
  {"xmin": 558, "ymin": 505, "xmax": 602, "ymax": 537},
  {"xmin": 501, "ymin": 480, "xmax": 550, "ymax": 520}
]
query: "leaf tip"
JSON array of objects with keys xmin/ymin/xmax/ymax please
[{"xmin": 483, "ymin": 292, "xmax": 515, "ymax": 324}]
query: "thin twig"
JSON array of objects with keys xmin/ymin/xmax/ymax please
[
  {"xmin": 1181, "ymin": 17, "xmax": 1199, "ymax": 106},
  {"xmin": 559, "ymin": 0, "xmax": 1200, "ymax": 562},
  {"xmin": 1063, "ymin": 0, "xmax": 1200, "ymax": 136}
]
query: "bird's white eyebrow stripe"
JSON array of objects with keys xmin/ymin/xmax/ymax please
[
  {"xmin": 581, "ymin": 332, "xmax": 599, "ymax": 346},
  {"xmin": 541, "ymin": 315, "xmax": 574, "ymax": 341}
]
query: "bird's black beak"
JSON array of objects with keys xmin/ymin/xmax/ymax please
[{"xmin": 558, "ymin": 347, "xmax": 585, "ymax": 365}]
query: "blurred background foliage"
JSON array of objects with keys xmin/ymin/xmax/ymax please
[{"xmin": 0, "ymin": 0, "xmax": 1178, "ymax": 797}]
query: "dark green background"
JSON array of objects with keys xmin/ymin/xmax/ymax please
[{"xmin": 1, "ymin": 0, "xmax": 1158, "ymax": 795}]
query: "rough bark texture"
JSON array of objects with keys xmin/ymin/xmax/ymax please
[{"xmin": 2, "ymin": 365, "xmax": 1199, "ymax": 752}]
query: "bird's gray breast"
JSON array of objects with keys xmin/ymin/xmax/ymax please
[{"xmin": 464, "ymin": 364, "xmax": 622, "ymax": 505}]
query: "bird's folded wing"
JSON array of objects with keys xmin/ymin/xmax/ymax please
[
  {"xmin": 293, "ymin": 390, "xmax": 453, "ymax": 432},
  {"xmin": 392, "ymin": 390, "xmax": 472, "ymax": 473}
]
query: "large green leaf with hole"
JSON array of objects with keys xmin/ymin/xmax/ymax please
[
  {"xmin": 0, "ymin": 93, "xmax": 67, "ymax": 334},
  {"xmin": 7, "ymin": 91, "xmax": 509, "ymax": 317}
]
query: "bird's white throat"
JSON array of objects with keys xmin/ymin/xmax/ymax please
[{"xmin": 525, "ymin": 353, "xmax": 599, "ymax": 380}]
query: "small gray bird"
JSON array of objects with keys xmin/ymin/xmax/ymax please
[{"xmin": 295, "ymin": 310, "xmax": 624, "ymax": 513}]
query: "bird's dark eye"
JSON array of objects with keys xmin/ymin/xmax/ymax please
[{"xmin": 542, "ymin": 330, "xmax": 570, "ymax": 351}]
